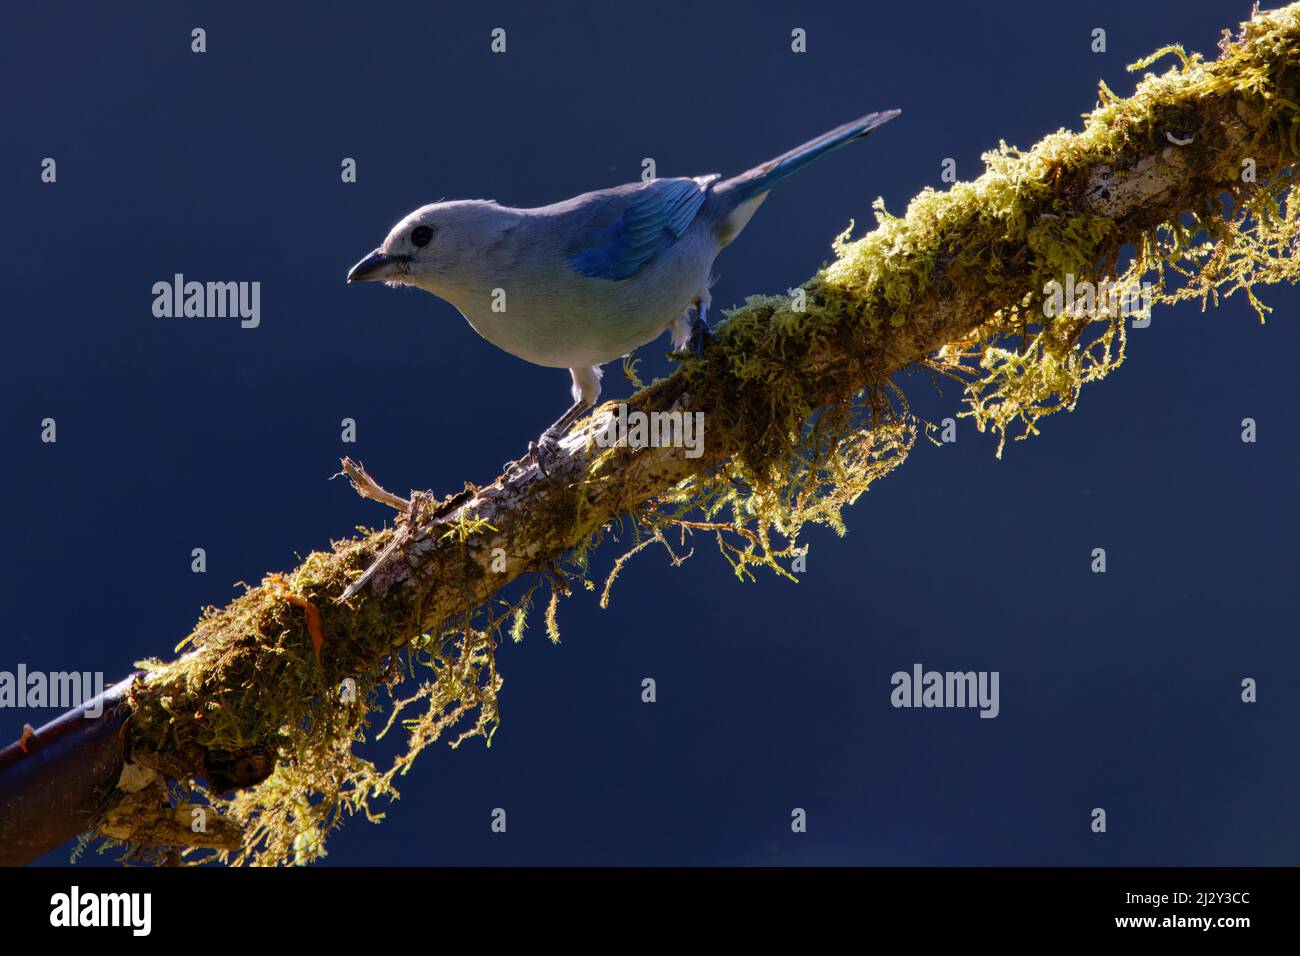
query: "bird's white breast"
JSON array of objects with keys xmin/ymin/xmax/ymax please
[{"xmin": 442, "ymin": 222, "xmax": 718, "ymax": 369}]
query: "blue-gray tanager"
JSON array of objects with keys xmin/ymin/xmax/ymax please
[{"xmin": 347, "ymin": 109, "xmax": 899, "ymax": 470}]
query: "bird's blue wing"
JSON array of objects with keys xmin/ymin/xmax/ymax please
[{"xmin": 567, "ymin": 177, "xmax": 711, "ymax": 281}]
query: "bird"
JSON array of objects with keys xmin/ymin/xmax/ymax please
[{"xmin": 347, "ymin": 109, "xmax": 900, "ymax": 473}]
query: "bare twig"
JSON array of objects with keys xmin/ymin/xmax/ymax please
[{"xmin": 339, "ymin": 457, "xmax": 410, "ymax": 512}]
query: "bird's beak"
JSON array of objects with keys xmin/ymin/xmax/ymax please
[{"xmin": 347, "ymin": 249, "xmax": 401, "ymax": 283}]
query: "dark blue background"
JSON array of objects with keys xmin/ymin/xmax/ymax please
[{"xmin": 3, "ymin": 0, "xmax": 1296, "ymax": 865}]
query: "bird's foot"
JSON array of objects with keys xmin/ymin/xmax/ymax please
[
  {"xmin": 689, "ymin": 303, "xmax": 715, "ymax": 358},
  {"xmin": 503, "ymin": 426, "xmax": 570, "ymax": 480},
  {"xmin": 528, "ymin": 429, "xmax": 564, "ymax": 477}
]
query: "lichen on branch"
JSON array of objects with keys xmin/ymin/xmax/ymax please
[{"xmin": 106, "ymin": 4, "xmax": 1300, "ymax": 865}]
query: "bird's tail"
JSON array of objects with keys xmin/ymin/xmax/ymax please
[{"xmin": 716, "ymin": 109, "xmax": 900, "ymax": 205}]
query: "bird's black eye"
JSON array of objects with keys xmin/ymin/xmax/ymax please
[{"xmin": 411, "ymin": 225, "xmax": 435, "ymax": 247}]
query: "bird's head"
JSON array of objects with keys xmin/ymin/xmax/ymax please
[{"xmin": 346, "ymin": 200, "xmax": 503, "ymax": 295}]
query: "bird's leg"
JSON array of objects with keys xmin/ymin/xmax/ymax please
[
  {"xmin": 504, "ymin": 367, "xmax": 603, "ymax": 478},
  {"xmin": 528, "ymin": 400, "xmax": 588, "ymax": 476},
  {"xmin": 689, "ymin": 297, "xmax": 715, "ymax": 357}
]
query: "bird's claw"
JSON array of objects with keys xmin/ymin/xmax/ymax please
[
  {"xmin": 688, "ymin": 303, "xmax": 715, "ymax": 358},
  {"xmin": 690, "ymin": 321, "xmax": 715, "ymax": 358},
  {"xmin": 528, "ymin": 431, "xmax": 563, "ymax": 477},
  {"xmin": 502, "ymin": 432, "xmax": 561, "ymax": 480}
]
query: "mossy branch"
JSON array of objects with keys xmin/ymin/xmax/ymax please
[{"xmin": 92, "ymin": 4, "xmax": 1300, "ymax": 864}]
